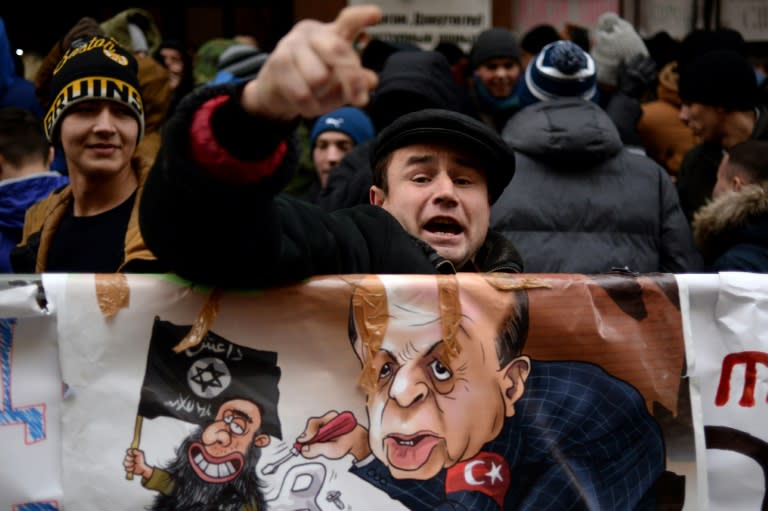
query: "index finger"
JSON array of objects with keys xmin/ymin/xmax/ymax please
[{"xmin": 331, "ymin": 4, "xmax": 383, "ymax": 42}]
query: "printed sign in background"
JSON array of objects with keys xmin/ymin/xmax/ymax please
[
  {"xmin": 510, "ymin": 0, "xmax": 619, "ymax": 37},
  {"xmin": 348, "ymin": 0, "xmax": 491, "ymax": 52},
  {"xmin": 720, "ymin": 0, "xmax": 768, "ymax": 41}
]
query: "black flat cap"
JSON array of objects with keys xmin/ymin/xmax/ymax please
[{"xmin": 371, "ymin": 109, "xmax": 516, "ymax": 204}]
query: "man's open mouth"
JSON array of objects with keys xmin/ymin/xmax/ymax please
[
  {"xmin": 424, "ymin": 219, "xmax": 463, "ymax": 235},
  {"xmin": 187, "ymin": 442, "xmax": 244, "ymax": 484},
  {"xmin": 384, "ymin": 433, "xmax": 442, "ymax": 471}
]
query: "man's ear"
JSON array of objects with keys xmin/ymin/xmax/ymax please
[
  {"xmin": 500, "ymin": 356, "xmax": 530, "ymax": 417},
  {"xmin": 253, "ymin": 433, "xmax": 270, "ymax": 448},
  {"xmin": 370, "ymin": 185, "xmax": 385, "ymax": 206},
  {"xmin": 732, "ymin": 174, "xmax": 747, "ymax": 192}
]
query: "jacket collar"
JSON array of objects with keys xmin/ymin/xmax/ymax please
[{"xmin": 411, "ymin": 229, "xmax": 524, "ymax": 274}]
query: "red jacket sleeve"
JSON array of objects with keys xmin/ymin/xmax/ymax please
[{"xmin": 189, "ymin": 95, "xmax": 288, "ymax": 183}]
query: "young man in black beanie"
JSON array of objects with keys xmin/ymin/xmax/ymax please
[
  {"xmin": 139, "ymin": 5, "xmax": 524, "ymax": 290},
  {"xmin": 676, "ymin": 49, "xmax": 768, "ymax": 223},
  {"xmin": 12, "ymin": 35, "xmax": 166, "ymax": 273}
]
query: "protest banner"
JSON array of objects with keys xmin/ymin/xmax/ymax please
[
  {"xmin": 2, "ymin": 272, "xmax": 764, "ymax": 509},
  {"xmin": 678, "ymin": 272, "xmax": 768, "ymax": 511},
  {"xmin": 0, "ymin": 279, "xmax": 60, "ymax": 509}
]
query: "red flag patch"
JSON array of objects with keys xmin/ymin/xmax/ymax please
[{"xmin": 445, "ymin": 451, "xmax": 510, "ymax": 508}]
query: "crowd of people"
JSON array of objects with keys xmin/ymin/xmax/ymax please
[
  {"xmin": 0, "ymin": 5, "xmax": 766, "ymax": 277},
  {"xmin": 2, "ymin": 6, "xmax": 765, "ymax": 277}
]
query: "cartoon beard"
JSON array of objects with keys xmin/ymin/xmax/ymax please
[{"xmin": 150, "ymin": 428, "xmax": 265, "ymax": 511}]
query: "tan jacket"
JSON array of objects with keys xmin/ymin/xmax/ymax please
[{"xmin": 14, "ymin": 163, "xmax": 159, "ymax": 273}]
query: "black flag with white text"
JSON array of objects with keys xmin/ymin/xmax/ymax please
[{"xmin": 137, "ymin": 317, "xmax": 282, "ymax": 439}]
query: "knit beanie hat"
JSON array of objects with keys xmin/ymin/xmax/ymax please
[
  {"xmin": 677, "ymin": 29, "xmax": 747, "ymax": 69},
  {"xmin": 517, "ymin": 40, "xmax": 597, "ymax": 108},
  {"xmin": 592, "ymin": 12, "xmax": 648, "ymax": 87},
  {"xmin": 210, "ymin": 44, "xmax": 269, "ymax": 85},
  {"xmin": 310, "ymin": 106, "xmax": 375, "ymax": 148},
  {"xmin": 678, "ymin": 50, "xmax": 757, "ymax": 111},
  {"xmin": 469, "ymin": 28, "xmax": 521, "ymax": 70},
  {"xmin": 44, "ymin": 36, "xmax": 144, "ymax": 142}
]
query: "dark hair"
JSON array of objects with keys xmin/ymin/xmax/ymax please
[
  {"xmin": 564, "ymin": 23, "xmax": 590, "ymax": 52},
  {"xmin": 521, "ymin": 24, "xmax": 561, "ymax": 55},
  {"xmin": 372, "ymin": 151, "xmax": 392, "ymax": 193},
  {"xmin": 726, "ymin": 140, "xmax": 768, "ymax": 183},
  {"xmin": 0, "ymin": 107, "xmax": 50, "ymax": 167},
  {"xmin": 153, "ymin": 39, "xmax": 196, "ymax": 114},
  {"xmin": 433, "ymin": 41, "xmax": 466, "ymax": 65},
  {"xmin": 643, "ymin": 30, "xmax": 680, "ymax": 69},
  {"xmin": 495, "ymin": 288, "xmax": 529, "ymax": 365}
]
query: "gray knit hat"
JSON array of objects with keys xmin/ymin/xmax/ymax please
[
  {"xmin": 591, "ymin": 12, "xmax": 648, "ymax": 87},
  {"xmin": 469, "ymin": 28, "xmax": 521, "ymax": 71}
]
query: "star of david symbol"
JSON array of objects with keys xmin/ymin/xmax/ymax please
[
  {"xmin": 190, "ymin": 362, "xmax": 226, "ymax": 393},
  {"xmin": 187, "ymin": 357, "xmax": 232, "ymax": 398}
]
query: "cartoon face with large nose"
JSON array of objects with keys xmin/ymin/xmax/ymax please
[
  {"xmin": 189, "ymin": 398, "xmax": 271, "ymax": 483},
  {"xmin": 351, "ymin": 275, "xmax": 530, "ymax": 480}
]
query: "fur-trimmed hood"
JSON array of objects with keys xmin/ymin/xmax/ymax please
[{"xmin": 693, "ymin": 183, "xmax": 768, "ymax": 264}]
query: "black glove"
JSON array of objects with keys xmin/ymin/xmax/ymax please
[{"xmin": 617, "ymin": 54, "xmax": 658, "ymax": 99}]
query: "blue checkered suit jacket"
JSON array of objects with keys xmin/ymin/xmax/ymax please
[{"xmin": 350, "ymin": 360, "xmax": 665, "ymax": 510}]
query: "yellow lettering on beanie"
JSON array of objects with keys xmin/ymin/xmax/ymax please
[{"xmin": 44, "ymin": 76, "xmax": 143, "ymax": 136}]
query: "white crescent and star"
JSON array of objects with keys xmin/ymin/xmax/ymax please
[{"xmin": 463, "ymin": 460, "xmax": 505, "ymax": 486}]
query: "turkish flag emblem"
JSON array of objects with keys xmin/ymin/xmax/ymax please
[{"xmin": 445, "ymin": 451, "xmax": 510, "ymax": 508}]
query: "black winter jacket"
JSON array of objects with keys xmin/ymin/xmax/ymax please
[{"xmin": 139, "ymin": 84, "xmax": 522, "ymax": 289}]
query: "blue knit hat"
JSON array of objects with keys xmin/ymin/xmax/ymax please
[
  {"xmin": 517, "ymin": 40, "xmax": 598, "ymax": 108},
  {"xmin": 310, "ymin": 107, "xmax": 375, "ymax": 148},
  {"xmin": 210, "ymin": 44, "xmax": 268, "ymax": 85}
]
